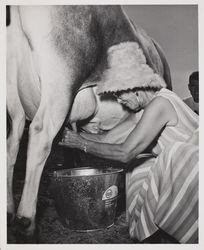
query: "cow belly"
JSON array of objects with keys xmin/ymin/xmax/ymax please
[
  {"xmin": 81, "ymin": 112, "xmax": 142, "ymax": 144},
  {"xmin": 79, "ymin": 85, "xmax": 144, "ymax": 143},
  {"xmin": 80, "ymin": 86, "xmax": 131, "ymax": 134},
  {"xmin": 94, "ymin": 98, "xmax": 129, "ymax": 131}
]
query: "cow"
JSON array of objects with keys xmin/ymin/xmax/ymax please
[{"xmin": 7, "ymin": 5, "xmax": 171, "ymax": 242}]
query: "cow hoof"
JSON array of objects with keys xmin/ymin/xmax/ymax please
[
  {"xmin": 7, "ymin": 213, "xmax": 15, "ymax": 226},
  {"xmin": 14, "ymin": 216, "xmax": 37, "ymax": 243},
  {"xmin": 15, "ymin": 216, "xmax": 31, "ymax": 229}
]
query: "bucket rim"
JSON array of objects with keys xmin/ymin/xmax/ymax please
[{"xmin": 50, "ymin": 167, "xmax": 124, "ymax": 178}]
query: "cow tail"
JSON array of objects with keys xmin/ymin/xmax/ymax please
[{"xmin": 152, "ymin": 39, "xmax": 172, "ymax": 90}]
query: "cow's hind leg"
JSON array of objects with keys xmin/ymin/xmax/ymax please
[
  {"xmin": 7, "ymin": 104, "xmax": 26, "ymax": 225},
  {"xmin": 15, "ymin": 86, "xmax": 72, "ymax": 241}
]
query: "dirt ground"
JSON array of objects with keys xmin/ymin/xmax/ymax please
[{"xmin": 7, "ymin": 129, "xmax": 136, "ymax": 244}]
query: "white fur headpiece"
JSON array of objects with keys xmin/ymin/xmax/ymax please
[{"xmin": 96, "ymin": 41, "xmax": 166, "ymax": 94}]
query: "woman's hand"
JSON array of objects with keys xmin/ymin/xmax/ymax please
[{"xmin": 59, "ymin": 128, "xmax": 85, "ymax": 150}]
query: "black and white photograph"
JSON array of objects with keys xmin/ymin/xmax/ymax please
[{"xmin": 0, "ymin": 0, "xmax": 203, "ymax": 249}]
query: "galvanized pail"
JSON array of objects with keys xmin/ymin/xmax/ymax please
[{"xmin": 50, "ymin": 167, "xmax": 123, "ymax": 231}]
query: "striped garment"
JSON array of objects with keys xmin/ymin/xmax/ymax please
[{"xmin": 126, "ymin": 88, "xmax": 199, "ymax": 243}]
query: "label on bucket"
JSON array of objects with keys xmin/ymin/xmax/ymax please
[{"xmin": 102, "ymin": 185, "xmax": 118, "ymax": 201}]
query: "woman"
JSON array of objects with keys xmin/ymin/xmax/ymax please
[{"xmin": 59, "ymin": 44, "xmax": 198, "ymax": 243}]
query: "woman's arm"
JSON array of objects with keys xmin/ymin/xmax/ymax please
[
  {"xmin": 79, "ymin": 131, "xmax": 108, "ymax": 142},
  {"xmin": 59, "ymin": 97, "xmax": 177, "ymax": 163},
  {"xmin": 80, "ymin": 112, "xmax": 142, "ymax": 144}
]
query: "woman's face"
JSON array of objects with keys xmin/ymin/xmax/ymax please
[
  {"xmin": 115, "ymin": 90, "xmax": 155, "ymax": 111},
  {"xmin": 116, "ymin": 91, "xmax": 141, "ymax": 111}
]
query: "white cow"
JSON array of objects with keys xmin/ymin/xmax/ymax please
[{"xmin": 7, "ymin": 5, "xmax": 171, "ymax": 242}]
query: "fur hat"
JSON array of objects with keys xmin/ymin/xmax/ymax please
[{"xmin": 96, "ymin": 42, "xmax": 166, "ymax": 94}]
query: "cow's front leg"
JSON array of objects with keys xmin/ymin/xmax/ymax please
[{"xmin": 15, "ymin": 92, "xmax": 71, "ymax": 242}]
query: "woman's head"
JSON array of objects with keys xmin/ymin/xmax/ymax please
[
  {"xmin": 113, "ymin": 88, "xmax": 158, "ymax": 111},
  {"xmin": 113, "ymin": 91, "xmax": 141, "ymax": 111}
]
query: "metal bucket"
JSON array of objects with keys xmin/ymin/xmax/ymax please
[{"xmin": 50, "ymin": 167, "xmax": 123, "ymax": 231}]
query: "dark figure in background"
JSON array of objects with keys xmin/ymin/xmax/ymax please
[{"xmin": 183, "ymin": 71, "xmax": 199, "ymax": 114}]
